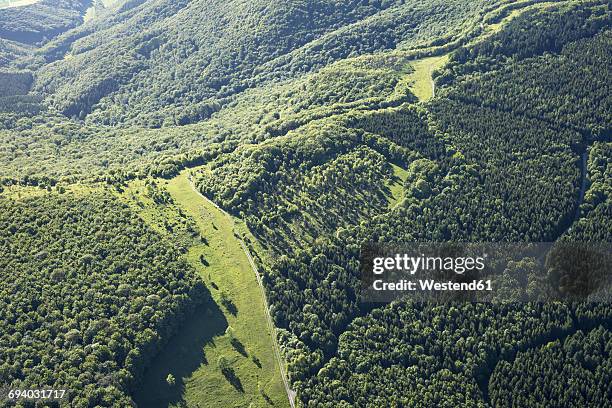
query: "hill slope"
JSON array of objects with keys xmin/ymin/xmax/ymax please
[
  {"xmin": 31, "ymin": 0, "xmax": 494, "ymax": 125},
  {"xmin": 0, "ymin": 1, "xmax": 610, "ymax": 407}
]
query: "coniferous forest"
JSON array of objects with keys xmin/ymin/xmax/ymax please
[{"xmin": 0, "ymin": 1, "xmax": 610, "ymax": 407}]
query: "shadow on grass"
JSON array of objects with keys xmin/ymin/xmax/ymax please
[
  {"xmin": 230, "ymin": 337, "xmax": 248, "ymax": 357},
  {"xmin": 221, "ymin": 367, "xmax": 244, "ymax": 393},
  {"xmin": 132, "ymin": 295, "xmax": 228, "ymax": 408},
  {"xmin": 220, "ymin": 294, "xmax": 238, "ymax": 316}
]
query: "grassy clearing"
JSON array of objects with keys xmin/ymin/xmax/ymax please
[
  {"xmin": 408, "ymin": 54, "xmax": 449, "ymax": 101},
  {"xmin": 387, "ymin": 163, "xmax": 410, "ymax": 209},
  {"xmin": 479, "ymin": 1, "xmax": 564, "ymax": 39},
  {"xmin": 126, "ymin": 172, "xmax": 287, "ymax": 408},
  {"xmin": 487, "ymin": 8, "xmax": 524, "ymax": 33},
  {"xmin": 403, "ymin": 1, "xmax": 561, "ymax": 102},
  {"xmin": 1, "ymin": 183, "xmax": 101, "ymax": 201},
  {"xmin": 84, "ymin": 6, "xmax": 97, "ymax": 23}
]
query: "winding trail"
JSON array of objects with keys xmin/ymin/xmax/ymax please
[{"xmin": 188, "ymin": 175, "xmax": 296, "ymax": 408}]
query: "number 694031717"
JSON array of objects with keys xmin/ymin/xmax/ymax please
[{"xmin": 7, "ymin": 389, "xmax": 66, "ymax": 400}]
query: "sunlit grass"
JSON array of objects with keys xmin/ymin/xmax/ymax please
[
  {"xmin": 126, "ymin": 171, "xmax": 287, "ymax": 408},
  {"xmin": 387, "ymin": 163, "xmax": 410, "ymax": 209},
  {"xmin": 408, "ymin": 54, "xmax": 450, "ymax": 101}
]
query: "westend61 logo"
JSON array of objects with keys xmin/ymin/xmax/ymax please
[{"xmin": 360, "ymin": 242, "xmax": 612, "ymax": 303}]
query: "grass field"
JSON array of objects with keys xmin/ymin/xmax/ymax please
[
  {"xmin": 480, "ymin": 1, "xmax": 562, "ymax": 38},
  {"xmin": 1, "ymin": 182, "xmax": 100, "ymax": 201},
  {"xmin": 0, "ymin": 0, "xmax": 39, "ymax": 9},
  {"xmin": 387, "ymin": 163, "xmax": 410, "ymax": 209},
  {"xmin": 127, "ymin": 172, "xmax": 287, "ymax": 408},
  {"xmin": 408, "ymin": 54, "xmax": 449, "ymax": 101}
]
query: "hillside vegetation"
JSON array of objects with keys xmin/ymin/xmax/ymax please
[
  {"xmin": 0, "ymin": 0, "xmax": 89, "ymax": 44},
  {"xmin": 121, "ymin": 174, "xmax": 287, "ymax": 408},
  {"xmin": 0, "ymin": 1, "xmax": 610, "ymax": 407},
  {"xmin": 31, "ymin": 0, "xmax": 494, "ymax": 126},
  {"xmin": 190, "ymin": 1, "xmax": 611, "ymax": 405},
  {"xmin": 0, "ymin": 189, "xmax": 208, "ymax": 406}
]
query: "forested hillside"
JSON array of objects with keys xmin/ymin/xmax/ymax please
[
  {"xmin": 0, "ymin": 0, "xmax": 610, "ymax": 407},
  {"xmin": 0, "ymin": 189, "xmax": 209, "ymax": 406},
  {"xmin": 32, "ymin": 0, "xmax": 494, "ymax": 125},
  {"xmin": 191, "ymin": 1, "xmax": 612, "ymax": 405},
  {"xmin": 0, "ymin": 0, "xmax": 90, "ymax": 44},
  {"xmin": 0, "ymin": 50, "xmax": 418, "ymax": 178}
]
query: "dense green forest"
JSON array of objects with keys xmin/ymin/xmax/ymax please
[
  {"xmin": 298, "ymin": 302, "xmax": 612, "ymax": 407},
  {"xmin": 31, "ymin": 0, "xmax": 494, "ymax": 126},
  {"xmin": 0, "ymin": 0, "xmax": 610, "ymax": 407},
  {"xmin": 0, "ymin": 190, "xmax": 209, "ymax": 406},
  {"xmin": 489, "ymin": 327, "xmax": 612, "ymax": 407},
  {"xmin": 0, "ymin": 1, "xmax": 90, "ymax": 44},
  {"xmin": 193, "ymin": 1, "xmax": 612, "ymax": 405}
]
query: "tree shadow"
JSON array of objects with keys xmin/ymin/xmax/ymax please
[
  {"xmin": 230, "ymin": 337, "xmax": 248, "ymax": 357},
  {"xmin": 221, "ymin": 367, "xmax": 244, "ymax": 393},
  {"xmin": 251, "ymin": 355, "xmax": 262, "ymax": 368},
  {"xmin": 220, "ymin": 294, "xmax": 238, "ymax": 316},
  {"xmin": 132, "ymin": 292, "xmax": 228, "ymax": 408},
  {"xmin": 261, "ymin": 390, "xmax": 274, "ymax": 406},
  {"xmin": 199, "ymin": 254, "xmax": 210, "ymax": 266}
]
